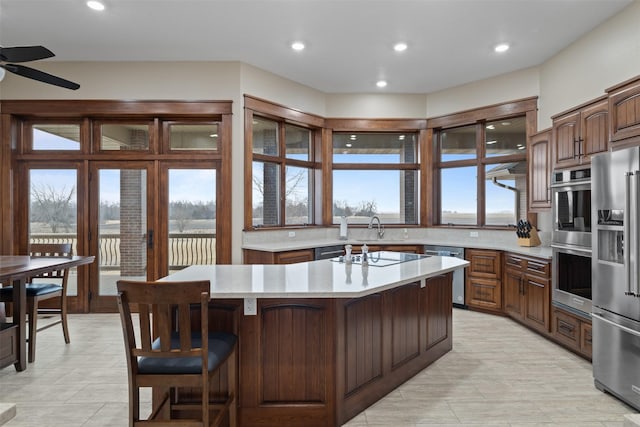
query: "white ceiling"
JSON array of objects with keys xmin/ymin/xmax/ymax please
[{"xmin": 0, "ymin": 0, "xmax": 633, "ymax": 94}]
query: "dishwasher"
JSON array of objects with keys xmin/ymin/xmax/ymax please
[{"xmin": 423, "ymin": 245, "xmax": 466, "ymax": 308}]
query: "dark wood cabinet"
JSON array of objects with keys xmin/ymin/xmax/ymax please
[
  {"xmin": 503, "ymin": 252, "xmax": 551, "ymax": 334},
  {"xmin": 551, "ymin": 97, "xmax": 608, "ymax": 170},
  {"xmin": 528, "ymin": 128, "xmax": 552, "ymax": 211},
  {"xmin": 243, "ymin": 248, "xmax": 314, "ymax": 264},
  {"xmin": 551, "ymin": 305, "xmax": 592, "ymax": 360},
  {"xmin": 465, "ymin": 249, "xmax": 502, "ymax": 312},
  {"xmin": 607, "ymin": 75, "xmax": 640, "ymax": 148}
]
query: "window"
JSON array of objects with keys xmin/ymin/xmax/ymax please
[
  {"xmin": 435, "ymin": 115, "xmax": 528, "ymax": 227},
  {"xmin": 31, "ymin": 123, "xmax": 81, "ymax": 151},
  {"xmin": 332, "ymin": 132, "xmax": 419, "ymax": 224},
  {"xmin": 251, "ymin": 116, "xmax": 316, "ymax": 227}
]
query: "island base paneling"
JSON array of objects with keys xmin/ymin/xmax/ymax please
[{"xmin": 237, "ymin": 273, "xmax": 453, "ymax": 427}]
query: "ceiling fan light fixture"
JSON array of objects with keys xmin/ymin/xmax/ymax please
[{"xmin": 87, "ymin": 1, "xmax": 105, "ymax": 11}]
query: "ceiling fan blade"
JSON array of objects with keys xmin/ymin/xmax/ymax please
[
  {"xmin": 0, "ymin": 45, "xmax": 55, "ymax": 63},
  {"xmin": 2, "ymin": 64, "xmax": 80, "ymax": 90}
]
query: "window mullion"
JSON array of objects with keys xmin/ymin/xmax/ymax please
[{"xmin": 476, "ymin": 123, "xmax": 485, "ymax": 226}]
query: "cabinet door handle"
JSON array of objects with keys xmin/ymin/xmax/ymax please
[{"xmin": 558, "ymin": 320, "xmax": 575, "ymax": 334}]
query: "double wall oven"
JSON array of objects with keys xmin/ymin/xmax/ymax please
[{"xmin": 551, "ymin": 167, "xmax": 592, "ymax": 315}]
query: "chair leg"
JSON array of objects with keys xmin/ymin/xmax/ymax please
[
  {"xmin": 228, "ymin": 348, "xmax": 237, "ymax": 427},
  {"xmin": 130, "ymin": 383, "xmax": 139, "ymax": 426},
  {"xmin": 61, "ymin": 294, "xmax": 70, "ymax": 344},
  {"xmin": 27, "ymin": 297, "xmax": 37, "ymax": 363}
]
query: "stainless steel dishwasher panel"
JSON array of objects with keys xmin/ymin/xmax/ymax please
[{"xmin": 424, "ymin": 245, "xmax": 465, "ymax": 308}]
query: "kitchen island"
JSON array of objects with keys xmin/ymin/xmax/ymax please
[{"xmin": 162, "ymin": 252, "xmax": 468, "ymax": 427}]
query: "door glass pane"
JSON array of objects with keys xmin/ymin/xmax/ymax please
[
  {"xmin": 100, "ymin": 124, "xmax": 149, "ymax": 151},
  {"xmin": 485, "ymin": 162, "xmax": 526, "ymax": 226},
  {"xmin": 441, "ymin": 166, "xmax": 477, "ymax": 225},
  {"xmin": 29, "ymin": 169, "xmax": 78, "ymax": 295},
  {"xmin": 98, "ymin": 169, "xmax": 147, "ymax": 296},
  {"xmin": 169, "ymin": 124, "xmax": 219, "ymax": 151},
  {"xmin": 168, "ymin": 169, "xmax": 216, "ymax": 273},
  {"xmin": 32, "ymin": 124, "xmax": 80, "ymax": 150}
]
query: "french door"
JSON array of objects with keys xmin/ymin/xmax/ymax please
[{"xmin": 88, "ymin": 161, "xmax": 156, "ymax": 312}]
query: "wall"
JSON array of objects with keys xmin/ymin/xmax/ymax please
[{"xmin": 538, "ymin": 0, "xmax": 640, "ymax": 129}]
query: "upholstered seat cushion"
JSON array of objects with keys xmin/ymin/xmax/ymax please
[
  {"xmin": 138, "ymin": 331, "xmax": 237, "ymax": 375},
  {"xmin": 0, "ymin": 283, "xmax": 62, "ymax": 297}
]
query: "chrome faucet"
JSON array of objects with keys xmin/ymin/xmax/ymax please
[{"xmin": 368, "ymin": 215, "xmax": 385, "ymax": 239}]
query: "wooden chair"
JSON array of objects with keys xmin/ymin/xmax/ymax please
[
  {"xmin": 116, "ymin": 279, "xmax": 237, "ymax": 427},
  {"xmin": 0, "ymin": 242, "xmax": 73, "ymax": 363}
]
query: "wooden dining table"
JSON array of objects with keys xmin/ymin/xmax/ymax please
[{"xmin": 0, "ymin": 255, "xmax": 95, "ymax": 371}]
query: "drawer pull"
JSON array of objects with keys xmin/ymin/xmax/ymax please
[{"xmin": 558, "ymin": 320, "xmax": 575, "ymax": 334}]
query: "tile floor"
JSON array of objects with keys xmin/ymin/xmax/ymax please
[{"xmin": 0, "ymin": 309, "xmax": 636, "ymax": 426}]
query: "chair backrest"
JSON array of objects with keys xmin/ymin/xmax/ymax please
[
  {"xmin": 116, "ymin": 280, "xmax": 211, "ymax": 372},
  {"xmin": 29, "ymin": 242, "xmax": 73, "ymax": 281}
]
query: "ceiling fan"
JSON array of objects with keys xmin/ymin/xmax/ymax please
[{"xmin": 0, "ymin": 45, "xmax": 80, "ymax": 90}]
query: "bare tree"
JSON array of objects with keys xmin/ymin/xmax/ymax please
[{"xmin": 31, "ymin": 184, "xmax": 76, "ymax": 232}]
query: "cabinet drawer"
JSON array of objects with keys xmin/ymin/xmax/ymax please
[
  {"xmin": 466, "ymin": 249, "xmax": 502, "ymax": 279},
  {"xmin": 504, "ymin": 254, "xmax": 524, "ymax": 270},
  {"xmin": 525, "ymin": 258, "xmax": 550, "ymax": 278},
  {"xmin": 466, "ymin": 276, "xmax": 501, "ymax": 311},
  {"xmin": 553, "ymin": 308, "xmax": 580, "ymax": 347}
]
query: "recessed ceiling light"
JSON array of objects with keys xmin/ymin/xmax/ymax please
[
  {"xmin": 393, "ymin": 43, "xmax": 408, "ymax": 52},
  {"xmin": 494, "ymin": 43, "xmax": 510, "ymax": 53},
  {"xmin": 376, "ymin": 80, "xmax": 387, "ymax": 88},
  {"xmin": 486, "ymin": 140, "xmax": 497, "ymax": 145},
  {"xmin": 87, "ymin": 1, "xmax": 105, "ymax": 11},
  {"xmin": 209, "ymin": 133, "xmax": 218, "ymax": 138},
  {"xmin": 345, "ymin": 143, "xmax": 352, "ymax": 148},
  {"xmin": 291, "ymin": 41, "xmax": 305, "ymax": 51},
  {"xmin": 486, "ymin": 124, "xmax": 495, "ymax": 130},
  {"xmin": 349, "ymin": 135, "xmax": 357, "ymax": 140},
  {"xmin": 501, "ymin": 121, "xmax": 511, "ymax": 126},
  {"xmin": 398, "ymin": 135, "xmax": 405, "ymax": 140}
]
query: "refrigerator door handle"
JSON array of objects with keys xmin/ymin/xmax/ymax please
[
  {"xmin": 592, "ymin": 312, "xmax": 640, "ymax": 338},
  {"xmin": 632, "ymin": 172, "xmax": 640, "ymax": 297},
  {"xmin": 625, "ymin": 172, "xmax": 634, "ymax": 296}
]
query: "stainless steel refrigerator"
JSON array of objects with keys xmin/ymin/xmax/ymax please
[{"xmin": 592, "ymin": 146, "xmax": 640, "ymax": 410}]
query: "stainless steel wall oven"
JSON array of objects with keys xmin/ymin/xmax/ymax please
[{"xmin": 551, "ymin": 167, "xmax": 592, "ymax": 315}]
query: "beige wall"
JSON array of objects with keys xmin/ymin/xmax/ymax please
[
  {"xmin": 1, "ymin": 1, "xmax": 640, "ymax": 261},
  {"xmin": 538, "ymin": 0, "xmax": 640, "ymax": 129}
]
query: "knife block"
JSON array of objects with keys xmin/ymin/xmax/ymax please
[{"xmin": 517, "ymin": 227, "xmax": 541, "ymax": 247}]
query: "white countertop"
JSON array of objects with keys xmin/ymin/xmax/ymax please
[
  {"xmin": 161, "ymin": 252, "xmax": 469, "ymax": 299},
  {"xmin": 242, "ymin": 237, "xmax": 552, "ymax": 259}
]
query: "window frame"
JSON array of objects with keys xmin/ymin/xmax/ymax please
[
  {"xmin": 244, "ymin": 96, "xmax": 323, "ymax": 229},
  {"xmin": 429, "ymin": 98, "xmax": 537, "ymax": 228}
]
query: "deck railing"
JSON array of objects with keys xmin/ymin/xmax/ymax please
[{"xmin": 30, "ymin": 233, "xmax": 216, "ymax": 269}]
